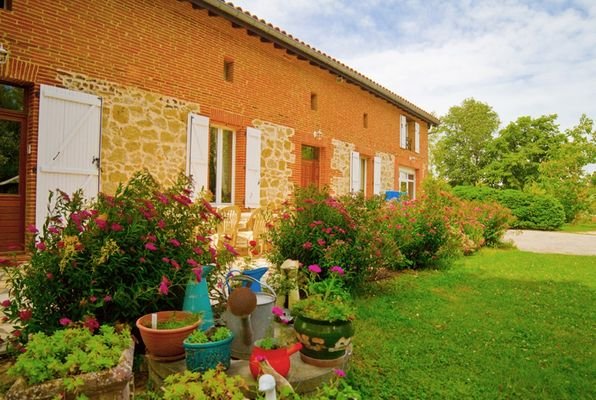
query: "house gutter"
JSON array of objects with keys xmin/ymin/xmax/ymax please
[{"xmin": 185, "ymin": 0, "xmax": 440, "ymax": 126}]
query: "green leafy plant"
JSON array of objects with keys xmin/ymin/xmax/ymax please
[
  {"xmin": 185, "ymin": 326, "xmax": 232, "ymax": 344},
  {"xmin": 142, "ymin": 312, "xmax": 201, "ymax": 330},
  {"xmin": 255, "ymin": 337, "xmax": 281, "ymax": 350},
  {"xmin": 2, "ymin": 171, "xmax": 236, "ymax": 341},
  {"xmin": 160, "ymin": 368, "xmax": 247, "ymax": 400},
  {"xmin": 8, "ymin": 325, "xmax": 131, "ymax": 386}
]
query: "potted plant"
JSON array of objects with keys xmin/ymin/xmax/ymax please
[
  {"xmin": 291, "ymin": 264, "xmax": 355, "ymax": 367},
  {"xmin": 183, "ymin": 326, "xmax": 234, "ymax": 372},
  {"xmin": 1, "ymin": 171, "xmax": 236, "ymax": 346},
  {"xmin": 159, "ymin": 368, "xmax": 248, "ymax": 400},
  {"xmin": 249, "ymin": 337, "xmax": 302, "ymax": 379},
  {"xmin": 136, "ymin": 310, "xmax": 201, "ymax": 360},
  {"xmin": 6, "ymin": 325, "xmax": 134, "ymax": 399}
]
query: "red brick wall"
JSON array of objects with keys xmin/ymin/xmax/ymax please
[{"xmin": 0, "ymin": 0, "xmax": 430, "ymax": 230}]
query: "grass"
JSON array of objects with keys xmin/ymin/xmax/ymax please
[
  {"xmin": 560, "ymin": 221, "xmax": 596, "ymax": 233},
  {"xmin": 350, "ymin": 249, "xmax": 596, "ymax": 399}
]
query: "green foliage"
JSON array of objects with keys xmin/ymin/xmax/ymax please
[
  {"xmin": 432, "ymin": 98, "xmax": 500, "ymax": 186},
  {"xmin": 185, "ymin": 326, "xmax": 232, "ymax": 344},
  {"xmin": 8, "ymin": 325, "xmax": 131, "ymax": 386},
  {"xmin": 150, "ymin": 313, "xmax": 201, "ymax": 330},
  {"xmin": 351, "ymin": 249, "xmax": 596, "ymax": 399},
  {"xmin": 160, "ymin": 368, "xmax": 247, "ymax": 400},
  {"xmin": 453, "ymin": 186, "xmax": 565, "ymax": 230},
  {"xmin": 2, "ymin": 171, "xmax": 235, "ymax": 341},
  {"xmin": 255, "ymin": 337, "xmax": 281, "ymax": 350},
  {"xmin": 483, "ymin": 115, "xmax": 566, "ymax": 190}
]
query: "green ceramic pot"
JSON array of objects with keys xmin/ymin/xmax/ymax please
[{"xmin": 293, "ymin": 315, "xmax": 355, "ymax": 360}]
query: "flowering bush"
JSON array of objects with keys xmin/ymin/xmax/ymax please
[
  {"xmin": 2, "ymin": 171, "xmax": 235, "ymax": 341},
  {"xmin": 291, "ymin": 264, "xmax": 355, "ymax": 322},
  {"xmin": 267, "ymin": 187, "xmax": 402, "ymax": 291}
]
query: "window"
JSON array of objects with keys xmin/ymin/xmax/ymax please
[
  {"xmin": 209, "ymin": 126, "xmax": 235, "ymax": 204},
  {"xmin": 400, "ymin": 116, "xmax": 420, "ymax": 153},
  {"xmin": 301, "ymin": 145, "xmax": 320, "ymax": 188},
  {"xmin": 399, "ymin": 169, "xmax": 416, "ymax": 199},
  {"xmin": 310, "ymin": 92, "xmax": 318, "ymax": 111},
  {"xmin": 1, "ymin": 0, "xmax": 12, "ymax": 11},
  {"xmin": 224, "ymin": 59, "xmax": 234, "ymax": 82},
  {"xmin": 359, "ymin": 157, "xmax": 367, "ymax": 194},
  {"xmin": 363, "ymin": 113, "xmax": 368, "ymax": 128},
  {"xmin": 0, "ymin": 84, "xmax": 25, "ymax": 194}
]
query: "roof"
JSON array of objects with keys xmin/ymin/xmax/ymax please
[{"xmin": 183, "ymin": 0, "xmax": 440, "ymax": 126}]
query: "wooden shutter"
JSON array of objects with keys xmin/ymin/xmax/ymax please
[
  {"xmin": 415, "ymin": 122, "xmax": 420, "ymax": 153},
  {"xmin": 245, "ymin": 127, "xmax": 261, "ymax": 208},
  {"xmin": 186, "ymin": 113, "xmax": 209, "ymax": 195},
  {"xmin": 373, "ymin": 156, "xmax": 382, "ymax": 195},
  {"xmin": 400, "ymin": 115, "xmax": 407, "ymax": 148},
  {"xmin": 36, "ymin": 85, "xmax": 102, "ymax": 229},
  {"xmin": 350, "ymin": 151, "xmax": 361, "ymax": 193}
]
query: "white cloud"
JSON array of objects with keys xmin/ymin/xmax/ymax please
[{"xmin": 230, "ymin": 0, "xmax": 596, "ymax": 129}]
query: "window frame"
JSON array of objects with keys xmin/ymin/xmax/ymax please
[
  {"xmin": 399, "ymin": 168, "xmax": 416, "ymax": 199},
  {"xmin": 0, "ymin": 0, "xmax": 12, "ymax": 11},
  {"xmin": 208, "ymin": 125, "xmax": 236, "ymax": 205}
]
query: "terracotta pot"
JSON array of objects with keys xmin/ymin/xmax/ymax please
[
  {"xmin": 249, "ymin": 341, "xmax": 302, "ymax": 378},
  {"xmin": 136, "ymin": 310, "xmax": 201, "ymax": 360}
]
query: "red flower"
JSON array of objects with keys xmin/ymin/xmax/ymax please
[
  {"xmin": 224, "ymin": 242, "xmax": 239, "ymax": 256},
  {"xmin": 19, "ymin": 309, "xmax": 32, "ymax": 321},
  {"xmin": 12, "ymin": 330, "xmax": 21, "ymax": 337},
  {"xmin": 145, "ymin": 242, "xmax": 157, "ymax": 251},
  {"xmin": 35, "ymin": 241, "xmax": 46, "ymax": 251},
  {"xmin": 111, "ymin": 223, "xmax": 123, "ymax": 232},
  {"xmin": 249, "ymin": 240, "xmax": 257, "ymax": 247},
  {"xmin": 46, "ymin": 272, "xmax": 54, "ymax": 280},
  {"xmin": 158, "ymin": 276, "xmax": 171, "ymax": 295},
  {"xmin": 94, "ymin": 218, "xmax": 108, "ymax": 230},
  {"xmin": 83, "ymin": 315, "xmax": 100, "ymax": 333},
  {"xmin": 1, "ymin": 299, "xmax": 10, "ymax": 307},
  {"xmin": 157, "ymin": 219, "xmax": 166, "ymax": 229}
]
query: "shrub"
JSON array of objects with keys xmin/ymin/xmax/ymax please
[
  {"xmin": 2, "ymin": 171, "xmax": 235, "ymax": 341},
  {"xmin": 453, "ymin": 186, "xmax": 565, "ymax": 230}
]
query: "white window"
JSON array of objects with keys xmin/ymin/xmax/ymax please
[
  {"xmin": 399, "ymin": 168, "xmax": 416, "ymax": 199},
  {"xmin": 400, "ymin": 115, "xmax": 420, "ymax": 153},
  {"xmin": 350, "ymin": 151, "xmax": 368, "ymax": 195},
  {"xmin": 359, "ymin": 157, "xmax": 367, "ymax": 194},
  {"xmin": 209, "ymin": 126, "xmax": 235, "ymax": 204}
]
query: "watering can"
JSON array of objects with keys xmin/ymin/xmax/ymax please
[
  {"xmin": 226, "ymin": 266, "xmax": 269, "ymax": 293},
  {"xmin": 249, "ymin": 341, "xmax": 303, "ymax": 378},
  {"xmin": 182, "ymin": 264, "xmax": 214, "ymax": 331},
  {"xmin": 222, "ymin": 274, "xmax": 276, "ymax": 359}
]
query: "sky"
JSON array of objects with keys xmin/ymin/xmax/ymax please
[{"xmin": 230, "ymin": 0, "xmax": 596, "ymax": 131}]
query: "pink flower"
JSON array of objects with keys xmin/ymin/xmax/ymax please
[
  {"xmin": 157, "ymin": 220, "xmax": 166, "ymax": 229},
  {"xmin": 46, "ymin": 272, "xmax": 54, "ymax": 280},
  {"xmin": 256, "ymin": 355, "xmax": 267, "ymax": 362},
  {"xmin": 317, "ymin": 238, "xmax": 326, "ymax": 246},
  {"xmin": 144, "ymin": 234, "xmax": 157, "ymax": 242},
  {"xmin": 303, "ymin": 241, "xmax": 313, "ymax": 250},
  {"xmin": 48, "ymin": 226, "xmax": 60, "ymax": 234},
  {"xmin": 1, "ymin": 299, "xmax": 10, "ymax": 307},
  {"xmin": 94, "ymin": 218, "xmax": 108, "ymax": 230},
  {"xmin": 173, "ymin": 194, "xmax": 192, "ymax": 207},
  {"xmin": 12, "ymin": 330, "xmax": 21, "ymax": 337},
  {"xmin": 59, "ymin": 317, "xmax": 72, "ymax": 326},
  {"xmin": 111, "ymin": 223, "xmax": 123, "ymax": 232},
  {"xmin": 35, "ymin": 241, "xmax": 46, "ymax": 251},
  {"xmin": 168, "ymin": 238, "xmax": 181, "ymax": 247},
  {"xmin": 89, "ymin": 295, "xmax": 97, "ymax": 303},
  {"xmin": 170, "ymin": 259, "xmax": 181, "ymax": 270},
  {"xmin": 224, "ymin": 242, "xmax": 239, "ymax": 256},
  {"xmin": 333, "ymin": 368, "xmax": 346, "ymax": 378},
  {"xmin": 26, "ymin": 224, "xmax": 38, "ymax": 233},
  {"xmin": 308, "ymin": 264, "xmax": 321, "ymax": 274},
  {"xmin": 139, "ymin": 257, "xmax": 147, "ymax": 263},
  {"xmin": 155, "ymin": 192, "xmax": 169, "ymax": 205},
  {"xmin": 193, "ymin": 247, "xmax": 204, "ymax": 255},
  {"xmin": 104, "ymin": 295, "xmax": 112, "ymax": 302},
  {"xmin": 162, "ymin": 257, "xmax": 170, "ymax": 263},
  {"xmin": 83, "ymin": 316, "xmax": 100, "ymax": 333},
  {"xmin": 272, "ymin": 306, "xmax": 285, "ymax": 317},
  {"xmin": 145, "ymin": 242, "xmax": 157, "ymax": 251},
  {"xmin": 187, "ymin": 258, "xmax": 199, "ymax": 267},
  {"xmin": 330, "ymin": 266, "xmax": 345, "ymax": 276},
  {"xmin": 192, "ymin": 266, "xmax": 203, "ymax": 282},
  {"xmin": 158, "ymin": 276, "xmax": 170, "ymax": 295},
  {"xmin": 19, "ymin": 309, "xmax": 32, "ymax": 321}
]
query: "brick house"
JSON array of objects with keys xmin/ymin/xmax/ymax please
[{"xmin": 0, "ymin": 0, "xmax": 439, "ymax": 252}]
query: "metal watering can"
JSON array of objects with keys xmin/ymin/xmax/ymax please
[
  {"xmin": 225, "ymin": 266, "xmax": 269, "ymax": 293},
  {"xmin": 222, "ymin": 274, "xmax": 276, "ymax": 360}
]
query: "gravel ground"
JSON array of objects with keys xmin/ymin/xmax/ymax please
[{"xmin": 504, "ymin": 229, "xmax": 596, "ymax": 256}]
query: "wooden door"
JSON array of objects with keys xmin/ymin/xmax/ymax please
[{"xmin": 301, "ymin": 145, "xmax": 320, "ymax": 188}]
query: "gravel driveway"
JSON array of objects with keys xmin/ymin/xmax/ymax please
[{"xmin": 504, "ymin": 230, "xmax": 596, "ymax": 256}]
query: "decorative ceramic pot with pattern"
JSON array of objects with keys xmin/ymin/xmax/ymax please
[{"xmin": 293, "ymin": 315, "xmax": 354, "ymax": 367}]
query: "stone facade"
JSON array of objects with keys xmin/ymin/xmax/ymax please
[
  {"xmin": 252, "ymin": 120, "xmax": 296, "ymax": 206},
  {"xmin": 377, "ymin": 152, "xmax": 396, "ymax": 193},
  {"xmin": 59, "ymin": 72, "xmax": 200, "ymax": 194},
  {"xmin": 330, "ymin": 139, "xmax": 356, "ymax": 196}
]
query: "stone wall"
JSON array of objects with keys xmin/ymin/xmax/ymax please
[
  {"xmin": 252, "ymin": 120, "xmax": 295, "ymax": 206},
  {"xmin": 377, "ymin": 152, "xmax": 396, "ymax": 193},
  {"xmin": 330, "ymin": 139, "xmax": 356, "ymax": 196},
  {"xmin": 59, "ymin": 72, "xmax": 200, "ymax": 194}
]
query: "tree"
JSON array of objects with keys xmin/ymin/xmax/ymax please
[
  {"xmin": 483, "ymin": 115, "xmax": 565, "ymax": 190},
  {"xmin": 530, "ymin": 114, "xmax": 596, "ymax": 222},
  {"xmin": 432, "ymin": 98, "xmax": 500, "ymax": 186}
]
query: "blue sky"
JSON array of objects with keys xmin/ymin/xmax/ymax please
[{"xmin": 230, "ymin": 0, "xmax": 596, "ymax": 130}]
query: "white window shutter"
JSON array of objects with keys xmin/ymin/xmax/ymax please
[
  {"xmin": 187, "ymin": 113, "xmax": 209, "ymax": 195},
  {"xmin": 414, "ymin": 122, "xmax": 420, "ymax": 153},
  {"xmin": 400, "ymin": 115, "xmax": 407, "ymax": 148},
  {"xmin": 350, "ymin": 151, "xmax": 361, "ymax": 193},
  {"xmin": 373, "ymin": 156, "xmax": 382, "ymax": 195},
  {"xmin": 245, "ymin": 127, "xmax": 261, "ymax": 208}
]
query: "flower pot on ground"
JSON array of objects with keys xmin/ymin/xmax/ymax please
[
  {"xmin": 159, "ymin": 368, "xmax": 248, "ymax": 400},
  {"xmin": 6, "ymin": 325, "xmax": 134, "ymax": 400},
  {"xmin": 291, "ymin": 264, "xmax": 356, "ymax": 367},
  {"xmin": 136, "ymin": 310, "xmax": 201, "ymax": 360},
  {"xmin": 183, "ymin": 326, "xmax": 234, "ymax": 372},
  {"xmin": 249, "ymin": 337, "xmax": 302, "ymax": 379}
]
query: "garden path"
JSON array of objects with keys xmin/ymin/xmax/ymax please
[{"xmin": 504, "ymin": 229, "xmax": 596, "ymax": 256}]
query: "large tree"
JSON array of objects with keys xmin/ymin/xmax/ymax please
[
  {"xmin": 483, "ymin": 115, "xmax": 565, "ymax": 190},
  {"xmin": 432, "ymin": 98, "xmax": 500, "ymax": 186}
]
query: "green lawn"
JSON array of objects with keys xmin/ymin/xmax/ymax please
[
  {"xmin": 350, "ymin": 249, "xmax": 596, "ymax": 399},
  {"xmin": 560, "ymin": 222, "xmax": 596, "ymax": 233}
]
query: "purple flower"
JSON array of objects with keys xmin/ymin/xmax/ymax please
[
  {"xmin": 308, "ymin": 264, "xmax": 321, "ymax": 274},
  {"xmin": 330, "ymin": 266, "xmax": 345, "ymax": 276},
  {"xmin": 145, "ymin": 242, "xmax": 157, "ymax": 251}
]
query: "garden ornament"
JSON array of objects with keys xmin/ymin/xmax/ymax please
[
  {"xmin": 228, "ymin": 286, "xmax": 257, "ymax": 345},
  {"xmin": 258, "ymin": 374, "xmax": 277, "ymax": 400},
  {"xmin": 280, "ymin": 259, "xmax": 300, "ymax": 308}
]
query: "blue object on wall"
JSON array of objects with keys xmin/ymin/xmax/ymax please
[{"xmin": 385, "ymin": 191, "xmax": 402, "ymax": 201}]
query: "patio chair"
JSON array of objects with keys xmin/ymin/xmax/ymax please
[
  {"xmin": 237, "ymin": 207, "xmax": 270, "ymax": 255},
  {"xmin": 216, "ymin": 205, "xmax": 241, "ymax": 248}
]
